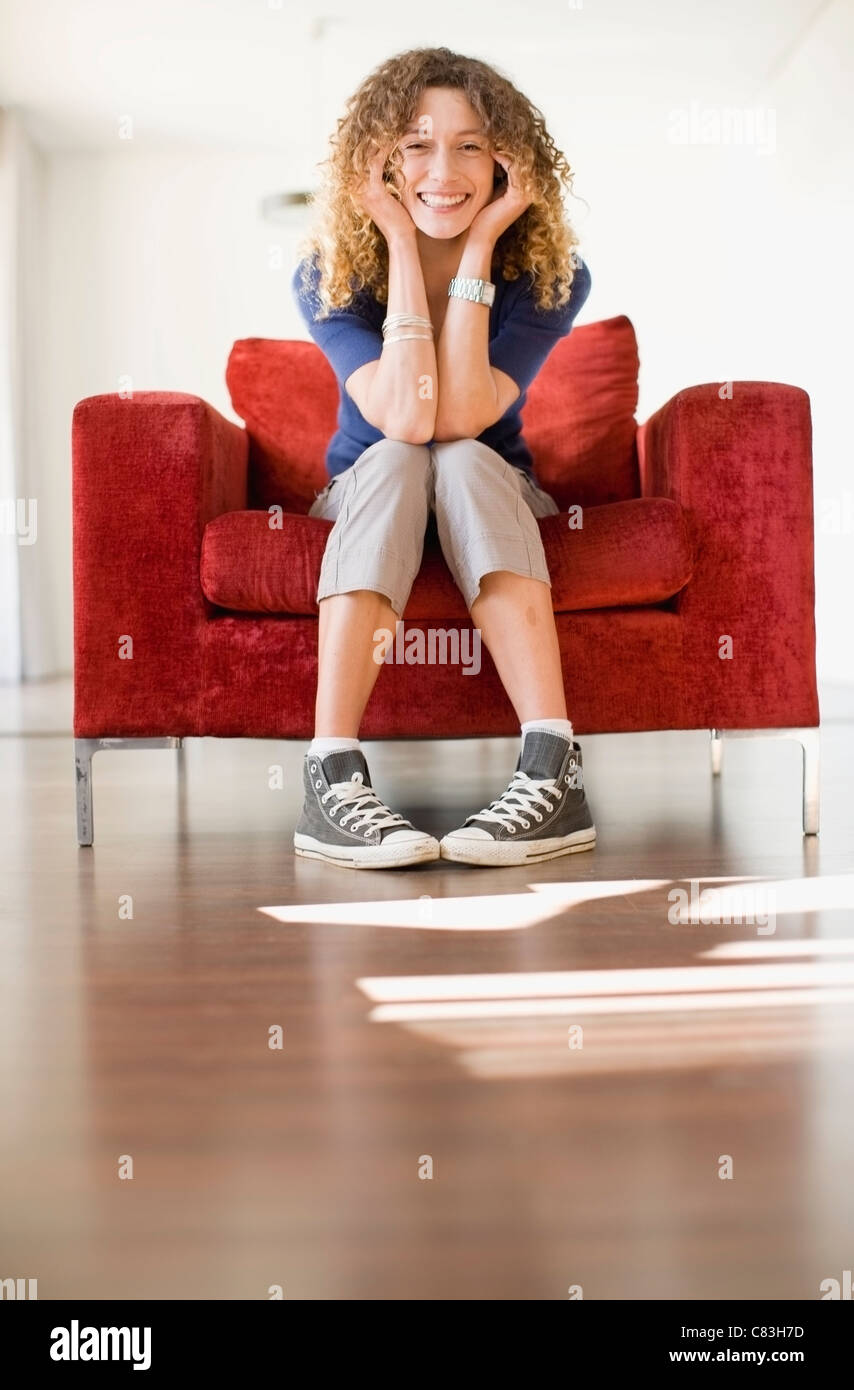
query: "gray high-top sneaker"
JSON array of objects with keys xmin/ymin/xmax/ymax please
[
  {"xmin": 294, "ymin": 748, "xmax": 440, "ymax": 869},
  {"xmin": 440, "ymin": 731, "xmax": 596, "ymax": 866}
]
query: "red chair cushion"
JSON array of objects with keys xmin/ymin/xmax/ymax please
[
  {"xmin": 225, "ymin": 315, "xmax": 641, "ymax": 516},
  {"xmin": 521, "ymin": 315, "xmax": 640, "ymax": 509},
  {"xmin": 200, "ymin": 498, "xmax": 693, "ymax": 618}
]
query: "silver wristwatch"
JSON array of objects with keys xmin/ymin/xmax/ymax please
[{"xmin": 447, "ymin": 275, "xmax": 496, "ymax": 307}]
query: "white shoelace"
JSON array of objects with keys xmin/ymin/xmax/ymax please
[
  {"xmin": 467, "ymin": 770, "xmax": 564, "ymax": 832},
  {"xmin": 322, "ymin": 771, "xmax": 409, "ymax": 833}
]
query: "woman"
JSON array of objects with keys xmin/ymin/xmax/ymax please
[{"xmin": 291, "ymin": 46, "xmax": 596, "ymax": 869}]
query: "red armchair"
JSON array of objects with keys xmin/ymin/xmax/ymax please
[{"xmin": 71, "ymin": 315, "xmax": 819, "ymax": 843}]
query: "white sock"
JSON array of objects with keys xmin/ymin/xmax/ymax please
[
  {"xmin": 308, "ymin": 736, "xmax": 362, "ymax": 757},
  {"xmin": 521, "ymin": 718, "xmax": 574, "ymax": 744}
]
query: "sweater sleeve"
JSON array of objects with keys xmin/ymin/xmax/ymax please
[
  {"xmin": 291, "ymin": 255, "xmax": 384, "ymax": 390},
  {"xmin": 488, "ymin": 258, "xmax": 592, "ymax": 396}
]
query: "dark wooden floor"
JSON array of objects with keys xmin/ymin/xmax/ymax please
[{"xmin": 2, "ymin": 680, "xmax": 853, "ymax": 1299}]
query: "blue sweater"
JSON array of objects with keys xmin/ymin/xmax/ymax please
[{"xmin": 291, "ymin": 251, "xmax": 591, "ymax": 479}]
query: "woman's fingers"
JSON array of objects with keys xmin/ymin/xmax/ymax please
[{"xmin": 350, "ymin": 141, "xmax": 415, "ymax": 241}]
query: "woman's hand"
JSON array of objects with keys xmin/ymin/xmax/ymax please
[
  {"xmin": 350, "ymin": 145, "xmax": 417, "ymax": 244},
  {"xmin": 468, "ymin": 151, "xmax": 534, "ymax": 245}
]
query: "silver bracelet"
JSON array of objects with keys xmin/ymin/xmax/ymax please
[
  {"xmin": 383, "ymin": 332, "xmax": 434, "ymax": 343},
  {"xmin": 382, "ymin": 313, "xmax": 433, "ymax": 336},
  {"xmin": 383, "ymin": 326, "xmax": 432, "ymax": 341}
]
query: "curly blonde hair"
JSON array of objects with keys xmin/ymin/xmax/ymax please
[{"xmin": 297, "ymin": 46, "xmax": 585, "ymax": 317}]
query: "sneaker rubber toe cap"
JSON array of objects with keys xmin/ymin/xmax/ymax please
[
  {"xmin": 440, "ymin": 826, "xmax": 494, "ymax": 842},
  {"xmin": 384, "ymin": 828, "xmax": 439, "ymax": 846}
]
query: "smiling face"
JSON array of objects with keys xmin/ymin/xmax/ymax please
[{"xmin": 393, "ymin": 85, "xmax": 499, "ymax": 239}]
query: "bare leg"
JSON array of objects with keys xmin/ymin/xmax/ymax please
[
  {"xmin": 440, "ymin": 568, "xmax": 593, "ymax": 866},
  {"xmin": 469, "ymin": 571, "xmax": 567, "ymax": 723},
  {"xmin": 314, "ymin": 590, "xmax": 400, "ymax": 737}
]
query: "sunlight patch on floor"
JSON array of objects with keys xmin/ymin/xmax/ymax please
[
  {"xmin": 259, "ymin": 879, "xmax": 672, "ymax": 931},
  {"xmin": 260, "ymin": 874, "xmax": 854, "ymax": 932}
]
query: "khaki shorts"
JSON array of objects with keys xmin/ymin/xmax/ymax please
[{"xmin": 307, "ymin": 436, "xmax": 559, "ymax": 618}]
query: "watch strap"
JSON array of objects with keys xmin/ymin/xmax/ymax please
[{"xmin": 448, "ymin": 275, "xmax": 496, "ymax": 307}]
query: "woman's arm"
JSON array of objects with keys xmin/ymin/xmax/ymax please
[
  {"xmin": 345, "ymin": 152, "xmax": 437, "ymax": 444},
  {"xmin": 432, "ymin": 231, "xmax": 520, "ymax": 441},
  {"xmin": 345, "ymin": 231, "xmax": 437, "ymax": 444},
  {"xmin": 433, "ymin": 153, "xmax": 533, "ymax": 442}
]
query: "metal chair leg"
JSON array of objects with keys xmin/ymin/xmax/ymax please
[
  {"xmin": 74, "ymin": 737, "xmax": 183, "ymax": 846},
  {"xmin": 712, "ymin": 727, "xmax": 820, "ymax": 836},
  {"xmin": 710, "ymin": 728, "xmax": 723, "ymax": 776},
  {"xmin": 74, "ymin": 739, "xmax": 97, "ymax": 846},
  {"xmin": 796, "ymin": 727, "xmax": 821, "ymax": 836}
]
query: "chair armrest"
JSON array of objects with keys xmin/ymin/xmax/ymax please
[
  {"xmin": 637, "ymin": 382, "xmax": 819, "ymax": 727},
  {"xmin": 72, "ymin": 392, "xmax": 248, "ymax": 736}
]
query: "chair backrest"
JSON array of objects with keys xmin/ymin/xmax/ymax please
[
  {"xmin": 521, "ymin": 315, "xmax": 640, "ymax": 509},
  {"xmin": 226, "ymin": 314, "xmax": 640, "ymax": 514}
]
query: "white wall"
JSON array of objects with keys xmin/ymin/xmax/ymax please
[
  {"xmin": 0, "ymin": 112, "xmax": 52, "ymax": 680},
  {"xmin": 746, "ymin": 0, "xmax": 854, "ymax": 692},
  {"xmin": 0, "ymin": 112, "xmax": 23, "ymax": 681},
  {"xmin": 14, "ymin": 0, "xmax": 854, "ymax": 685}
]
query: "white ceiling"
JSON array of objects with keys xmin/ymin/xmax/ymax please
[{"xmin": 0, "ymin": 0, "xmax": 829, "ymax": 163}]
